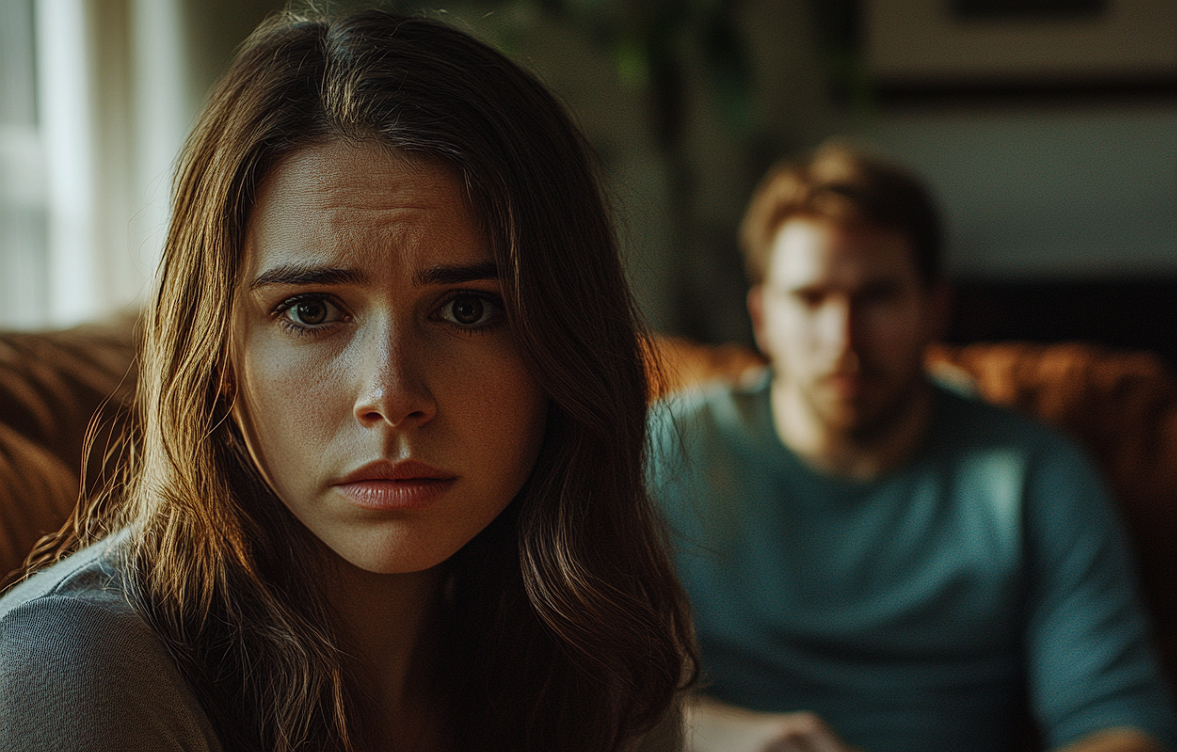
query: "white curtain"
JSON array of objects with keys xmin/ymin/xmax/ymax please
[
  {"xmin": 0, "ymin": 0, "xmax": 189, "ymax": 329},
  {"xmin": 0, "ymin": 0, "xmax": 48, "ymax": 328}
]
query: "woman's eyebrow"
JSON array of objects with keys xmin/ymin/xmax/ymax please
[
  {"xmin": 413, "ymin": 261, "xmax": 499, "ymax": 287},
  {"xmin": 249, "ymin": 266, "xmax": 366, "ymax": 290}
]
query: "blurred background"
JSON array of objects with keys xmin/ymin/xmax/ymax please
[{"xmin": 2, "ymin": 0, "xmax": 1176, "ymax": 358}]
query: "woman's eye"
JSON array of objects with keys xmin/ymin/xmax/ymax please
[
  {"xmin": 439, "ymin": 293, "xmax": 500, "ymax": 328},
  {"xmin": 277, "ymin": 296, "xmax": 345, "ymax": 330}
]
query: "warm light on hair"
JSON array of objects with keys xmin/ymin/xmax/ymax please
[{"xmin": 739, "ymin": 141, "xmax": 944, "ymax": 287}]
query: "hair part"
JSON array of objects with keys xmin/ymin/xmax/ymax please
[{"xmin": 738, "ymin": 141, "xmax": 944, "ymax": 287}]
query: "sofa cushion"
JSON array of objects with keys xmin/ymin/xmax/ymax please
[{"xmin": 0, "ymin": 316, "xmax": 137, "ymax": 579}]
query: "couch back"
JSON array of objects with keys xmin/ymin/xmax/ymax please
[{"xmin": 3, "ymin": 324, "xmax": 1175, "ymax": 694}]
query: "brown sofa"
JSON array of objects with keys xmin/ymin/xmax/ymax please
[
  {"xmin": 3, "ymin": 320, "xmax": 1176, "ymax": 697},
  {"xmin": 0, "ymin": 317, "xmax": 137, "ymax": 578}
]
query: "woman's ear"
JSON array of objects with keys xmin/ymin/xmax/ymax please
[
  {"xmin": 217, "ymin": 330, "xmax": 240, "ymax": 406},
  {"xmin": 215, "ymin": 364, "xmax": 239, "ymax": 421},
  {"xmin": 216, "ymin": 365, "xmax": 235, "ymax": 401}
]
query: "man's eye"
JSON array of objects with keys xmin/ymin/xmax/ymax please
[
  {"xmin": 859, "ymin": 284, "xmax": 902, "ymax": 306},
  {"xmin": 792, "ymin": 290, "xmax": 825, "ymax": 308},
  {"xmin": 440, "ymin": 294, "xmax": 501, "ymax": 328}
]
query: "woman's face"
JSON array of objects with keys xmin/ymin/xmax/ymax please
[{"xmin": 230, "ymin": 140, "xmax": 547, "ymax": 575}]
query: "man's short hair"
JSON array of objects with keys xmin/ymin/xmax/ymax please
[{"xmin": 738, "ymin": 142, "xmax": 944, "ymax": 287}]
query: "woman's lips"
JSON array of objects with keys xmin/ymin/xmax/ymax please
[
  {"xmin": 333, "ymin": 478, "xmax": 455, "ymax": 510},
  {"xmin": 333, "ymin": 460, "xmax": 456, "ymax": 510}
]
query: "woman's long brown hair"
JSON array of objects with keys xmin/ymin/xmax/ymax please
[{"xmin": 22, "ymin": 9, "xmax": 695, "ymax": 751}]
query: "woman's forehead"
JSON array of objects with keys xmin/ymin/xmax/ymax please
[
  {"xmin": 242, "ymin": 141, "xmax": 490, "ymax": 277},
  {"xmin": 257, "ymin": 142, "xmax": 459, "ymax": 213}
]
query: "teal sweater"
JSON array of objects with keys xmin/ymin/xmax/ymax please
[{"xmin": 649, "ymin": 374, "xmax": 1176, "ymax": 751}]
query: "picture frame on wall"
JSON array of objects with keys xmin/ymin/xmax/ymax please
[{"xmin": 862, "ymin": 0, "xmax": 1177, "ymax": 99}]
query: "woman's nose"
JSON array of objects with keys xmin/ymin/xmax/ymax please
[{"xmin": 352, "ymin": 328, "xmax": 437, "ymax": 428}]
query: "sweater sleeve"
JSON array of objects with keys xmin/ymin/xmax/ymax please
[
  {"xmin": 0, "ymin": 594, "xmax": 223, "ymax": 752},
  {"xmin": 1023, "ymin": 438, "xmax": 1177, "ymax": 749}
]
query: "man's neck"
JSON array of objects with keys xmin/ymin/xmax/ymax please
[{"xmin": 770, "ymin": 379, "xmax": 935, "ymax": 481}]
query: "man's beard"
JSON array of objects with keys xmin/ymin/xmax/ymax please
[{"xmin": 803, "ymin": 362, "xmax": 927, "ymax": 443}]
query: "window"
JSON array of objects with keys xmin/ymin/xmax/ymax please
[
  {"xmin": 0, "ymin": 0, "xmax": 189, "ymax": 330},
  {"xmin": 0, "ymin": 0, "xmax": 49, "ymax": 327}
]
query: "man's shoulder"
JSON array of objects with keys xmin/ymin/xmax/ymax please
[
  {"xmin": 926, "ymin": 385, "xmax": 1111, "ymax": 524},
  {"xmin": 929, "ymin": 382, "xmax": 1080, "ymax": 458},
  {"xmin": 647, "ymin": 374, "xmax": 791, "ymax": 509},
  {"xmin": 650, "ymin": 372, "xmax": 771, "ymax": 442}
]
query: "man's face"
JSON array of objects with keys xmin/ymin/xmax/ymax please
[{"xmin": 748, "ymin": 216, "xmax": 945, "ymax": 440}]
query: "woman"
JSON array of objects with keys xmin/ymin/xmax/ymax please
[{"xmin": 0, "ymin": 9, "xmax": 694, "ymax": 751}]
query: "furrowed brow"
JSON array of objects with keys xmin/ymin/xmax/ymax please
[
  {"xmin": 413, "ymin": 261, "xmax": 499, "ymax": 287},
  {"xmin": 250, "ymin": 266, "xmax": 367, "ymax": 290}
]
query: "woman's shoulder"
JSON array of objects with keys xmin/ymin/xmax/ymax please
[
  {"xmin": 0, "ymin": 535, "xmax": 223, "ymax": 751},
  {"xmin": 1, "ymin": 533, "xmax": 126, "ymax": 609}
]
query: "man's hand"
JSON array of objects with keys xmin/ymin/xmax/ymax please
[
  {"xmin": 684, "ymin": 695, "xmax": 864, "ymax": 752},
  {"xmin": 1053, "ymin": 728, "xmax": 1164, "ymax": 752}
]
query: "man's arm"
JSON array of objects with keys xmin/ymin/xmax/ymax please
[
  {"xmin": 684, "ymin": 695, "xmax": 863, "ymax": 752},
  {"xmin": 682, "ymin": 697, "xmax": 1164, "ymax": 752},
  {"xmin": 1023, "ymin": 440, "xmax": 1176, "ymax": 750},
  {"xmin": 1053, "ymin": 728, "xmax": 1165, "ymax": 752}
]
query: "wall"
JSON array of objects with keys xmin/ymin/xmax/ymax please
[
  {"xmin": 667, "ymin": 0, "xmax": 1177, "ymax": 343},
  {"xmin": 13, "ymin": 0, "xmax": 1174, "ymax": 339},
  {"xmin": 473, "ymin": 0, "xmax": 1177, "ymax": 341},
  {"xmin": 845, "ymin": 102, "xmax": 1177, "ymax": 279}
]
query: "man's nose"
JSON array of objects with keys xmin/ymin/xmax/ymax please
[
  {"xmin": 352, "ymin": 324, "xmax": 437, "ymax": 429},
  {"xmin": 816, "ymin": 297, "xmax": 859, "ymax": 355}
]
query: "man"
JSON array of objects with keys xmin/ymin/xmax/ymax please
[{"xmin": 648, "ymin": 143, "xmax": 1176, "ymax": 752}]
